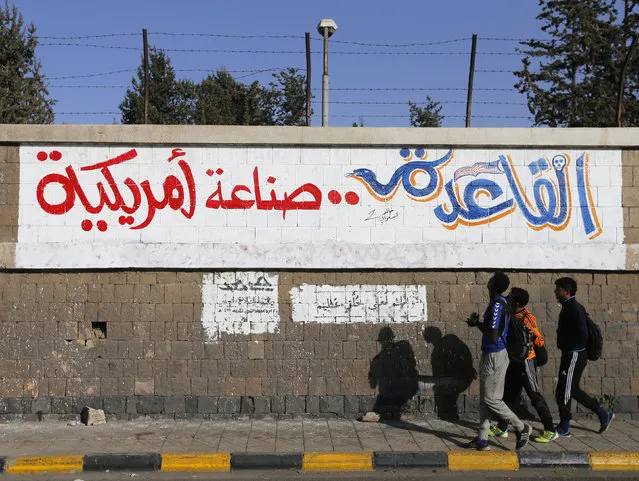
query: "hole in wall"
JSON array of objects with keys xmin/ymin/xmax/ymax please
[{"xmin": 92, "ymin": 321, "xmax": 107, "ymax": 339}]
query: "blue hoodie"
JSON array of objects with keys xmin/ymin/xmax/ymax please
[{"xmin": 481, "ymin": 296, "xmax": 508, "ymax": 353}]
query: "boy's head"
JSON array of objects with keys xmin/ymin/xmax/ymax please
[
  {"xmin": 554, "ymin": 277, "xmax": 577, "ymax": 300},
  {"xmin": 508, "ymin": 287, "xmax": 529, "ymax": 308},
  {"xmin": 487, "ymin": 271, "xmax": 510, "ymax": 295}
]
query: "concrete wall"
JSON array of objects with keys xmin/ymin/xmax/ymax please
[{"xmin": 1, "ymin": 125, "xmax": 639, "ymax": 420}]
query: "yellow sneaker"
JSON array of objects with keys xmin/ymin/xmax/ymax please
[
  {"xmin": 488, "ymin": 424, "xmax": 508, "ymax": 438},
  {"xmin": 533, "ymin": 430, "xmax": 559, "ymax": 443}
]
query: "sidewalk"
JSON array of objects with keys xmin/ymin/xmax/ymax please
[{"xmin": 1, "ymin": 416, "xmax": 639, "ymax": 473}]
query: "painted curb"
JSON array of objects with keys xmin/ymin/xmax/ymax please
[
  {"xmin": 448, "ymin": 451, "xmax": 519, "ymax": 471},
  {"xmin": 590, "ymin": 452, "xmax": 639, "ymax": 471},
  {"xmin": 518, "ymin": 451, "xmax": 590, "ymax": 468},
  {"xmin": 303, "ymin": 452, "xmax": 374, "ymax": 471},
  {"xmin": 5, "ymin": 455, "xmax": 83, "ymax": 475},
  {"xmin": 374, "ymin": 451, "xmax": 448, "ymax": 468},
  {"xmin": 161, "ymin": 453, "xmax": 230, "ymax": 472},
  {"xmin": 1, "ymin": 451, "xmax": 639, "ymax": 473},
  {"xmin": 83, "ymin": 453, "xmax": 161, "ymax": 472},
  {"xmin": 231, "ymin": 453, "xmax": 303, "ymax": 470}
]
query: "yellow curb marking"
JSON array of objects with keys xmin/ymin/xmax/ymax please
[
  {"xmin": 6, "ymin": 455, "xmax": 84, "ymax": 474},
  {"xmin": 161, "ymin": 452, "xmax": 230, "ymax": 472},
  {"xmin": 303, "ymin": 452, "xmax": 373, "ymax": 471},
  {"xmin": 590, "ymin": 452, "xmax": 639, "ymax": 471},
  {"xmin": 448, "ymin": 451, "xmax": 519, "ymax": 471}
]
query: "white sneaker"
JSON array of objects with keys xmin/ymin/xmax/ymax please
[{"xmin": 360, "ymin": 411, "xmax": 380, "ymax": 422}]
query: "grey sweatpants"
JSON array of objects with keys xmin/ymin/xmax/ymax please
[{"xmin": 478, "ymin": 349, "xmax": 525, "ymax": 440}]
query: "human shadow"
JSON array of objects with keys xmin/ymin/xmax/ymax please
[
  {"xmin": 366, "ymin": 327, "xmax": 419, "ymax": 420},
  {"xmin": 379, "ymin": 419, "xmax": 507, "ymax": 450},
  {"xmin": 422, "ymin": 326, "xmax": 477, "ymax": 421}
]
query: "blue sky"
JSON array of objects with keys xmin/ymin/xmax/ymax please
[{"xmin": 11, "ymin": 0, "xmax": 546, "ymax": 127}]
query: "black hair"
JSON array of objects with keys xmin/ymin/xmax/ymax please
[
  {"xmin": 509, "ymin": 287, "xmax": 529, "ymax": 308},
  {"xmin": 490, "ymin": 271, "xmax": 510, "ymax": 294},
  {"xmin": 555, "ymin": 277, "xmax": 577, "ymax": 296}
]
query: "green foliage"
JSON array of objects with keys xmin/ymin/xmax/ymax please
[
  {"xmin": 119, "ymin": 47, "xmax": 197, "ymax": 124},
  {"xmin": 267, "ymin": 68, "xmax": 309, "ymax": 126},
  {"xmin": 409, "ymin": 97, "xmax": 444, "ymax": 127},
  {"xmin": 0, "ymin": 0, "xmax": 55, "ymax": 123},
  {"xmin": 515, "ymin": 0, "xmax": 639, "ymax": 127},
  {"xmin": 195, "ymin": 69, "xmax": 273, "ymax": 125},
  {"xmin": 120, "ymin": 48, "xmax": 310, "ymax": 126}
]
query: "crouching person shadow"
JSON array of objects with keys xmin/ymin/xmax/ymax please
[
  {"xmin": 422, "ymin": 326, "xmax": 477, "ymax": 421},
  {"xmin": 360, "ymin": 327, "xmax": 419, "ymax": 422}
]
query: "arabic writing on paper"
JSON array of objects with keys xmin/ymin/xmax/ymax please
[
  {"xmin": 290, "ymin": 284, "xmax": 427, "ymax": 324},
  {"xmin": 201, "ymin": 272, "xmax": 280, "ymax": 341}
]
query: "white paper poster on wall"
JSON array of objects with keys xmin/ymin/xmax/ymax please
[
  {"xmin": 201, "ymin": 272, "xmax": 279, "ymax": 341},
  {"xmin": 16, "ymin": 145, "xmax": 625, "ymax": 269},
  {"xmin": 290, "ymin": 284, "xmax": 427, "ymax": 324}
]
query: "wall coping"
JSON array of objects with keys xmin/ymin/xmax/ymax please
[{"xmin": 1, "ymin": 125, "xmax": 638, "ymax": 147}]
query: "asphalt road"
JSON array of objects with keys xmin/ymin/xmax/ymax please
[{"xmin": 4, "ymin": 469, "xmax": 639, "ymax": 481}]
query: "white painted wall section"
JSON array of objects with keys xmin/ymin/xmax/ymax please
[
  {"xmin": 16, "ymin": 145, "xmax": 625, "ymax": 269},
  {"xmin": 200, "ymin": 272, "xmax": 279, "ymax": 341},
  {"xmin": 290, "ymin": 284, "xmax": 427, "ymax": 324}
]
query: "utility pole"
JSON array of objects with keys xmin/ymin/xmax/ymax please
[
  {"xmin": 305, "ymin": 32, "xmax": 311, "ymax": 127},
  {"xmin": 143, "ymin": 28, "xmax": 149, "ymax": 124},
  {"xmin": 317, "ymin": 19, "xmax": 337, "ymax": 127},
  {"xmin": 465, "ymin": 34, "xmax": 477, "ymax": 128}
]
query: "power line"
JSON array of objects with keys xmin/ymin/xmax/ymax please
[
  {"xmin": 40, "ymin": 42, "xmax": 140, "ymax": 50},
  {"xmin": 48, "ymin": 85, "xmax": 128, "ymax": 88},
  {"xmin": 311, "ymin": 87, "xmax": 518, "ymax": 92},
  {"xmin": 312, "ymin": 100, "xmax": 527, "ymax": 106},
  {"xmin": 40, "ymin": 42, "xmax": 519, "ymax": 56},
  {"xmin": 57, "ymin": 111, "xmax": 120, "ymax": 115},
  {"xmin": 47, "ymin": 84, "xmax": 519, "ymax": 92},
  {"xmin": 48, "ymin": 69, "xmax": 136, "ymax": 80},
  {"xmin": 38, "ymin": 32, "xmax": 541, "ymax": 43},
  {"xmin": 39, "ymin": 33, "xmax": 139, "ymax": 40},
  {"xmin": 329, "ymin": 38, "xmax": 470, "ymax": 47},
  {"xmin": 150, "ymin": 32, "xmax": 303, "ymax": 39},
  {"xmin": 336, "ymin": 114, "xmax": 531, "ymax": 119}
]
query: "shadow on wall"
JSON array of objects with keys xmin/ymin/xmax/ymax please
[
  {"xmin": 422, "ymin": 326, "xmax": 477, "ymax": 420},
  {"xmin": 367, "ymin": 327, "xmax": 419, "ymax": 420}
]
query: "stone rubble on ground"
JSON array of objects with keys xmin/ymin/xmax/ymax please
[{"xmin": 80, "ymin": 407, "xmax": 106, "ymax": 426}]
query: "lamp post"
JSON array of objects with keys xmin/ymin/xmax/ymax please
[{"xmin": 317, "ymin": 19, "xmax": 337, "ymax": 127}]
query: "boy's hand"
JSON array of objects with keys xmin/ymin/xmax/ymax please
[{"xmin": 466, "ymin": 312, "xmax": 480, "ymax": 327}]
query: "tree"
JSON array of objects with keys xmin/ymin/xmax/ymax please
[
  {"xmin": 409, "ymin": 97, "xmax": 444, "ymax": 127},
  {"xmin": 195, "ymin": 68, "xmax": 309, "ymax": 126},
  {"xmin": 515, "ymin": 0, "xmax": 639, "ymax": 127},
  {"xmin": 267, "ymin": 68, "xmax": 308, "ymax": 126},
  {"xmin": 119, "ymin": 47, "xmax": 197, "ymax": 124},
  {"xmin": 194, "ymin": 69, "xmax": 273, "ymax": 125},
  {"xmin": 0, "ymin": 0, "xmax": 55, "ymax": 123}
]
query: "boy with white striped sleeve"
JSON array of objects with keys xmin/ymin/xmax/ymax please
[{"xmin": 554, "ymin": 277, "xmax": 614, "ymax": 437}]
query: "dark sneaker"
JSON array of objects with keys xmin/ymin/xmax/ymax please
[
  {"xmin": 515, "ymin": 423, "xmax": 532, "ymax": 450},
  {"xmin": 556, "ymin": 427, "xmax": 571, "ymax": 437},
  {"xmin": 599, "ymin": 412, "xmax": 615, "ymax": 434},
  {"xmin": 464, "ymin": 437, "xmax": 490, "ymax": 451}
]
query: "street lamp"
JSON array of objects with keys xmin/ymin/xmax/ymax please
[{"xmin": 317, "ymin": 18, "xmax": 337, "ymax": 127}]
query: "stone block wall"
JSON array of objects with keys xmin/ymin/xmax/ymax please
[
  {"xmin": 0, "ymin": 269, "xmax": 637, "ymax": 419},
  {"xmin": 1, "ymin": 126, "xmax": 638, "ymax": 419}
]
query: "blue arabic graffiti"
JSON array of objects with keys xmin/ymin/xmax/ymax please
[{"xmin": 348, "ymin": 148, "xmax": 602, "ymax": 238}]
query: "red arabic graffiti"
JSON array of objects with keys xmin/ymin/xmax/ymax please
[{"xmin": 35, "ymin": 148, "xmax": 360, "ymax": 232}]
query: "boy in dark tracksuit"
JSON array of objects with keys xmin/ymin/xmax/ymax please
[{"xmin": 554, "ymin": 277, "xmax": 614, "ymax": 436}]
